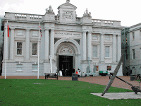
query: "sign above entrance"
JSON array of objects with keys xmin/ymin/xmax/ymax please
[{"xmin": 55, "ymin": 31, "xmax": 81, "ymax": 38}]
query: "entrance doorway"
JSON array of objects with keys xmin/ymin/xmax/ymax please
[{"xmin": 59, "ymin": 55, "xmax": 73, "ymax": 76}]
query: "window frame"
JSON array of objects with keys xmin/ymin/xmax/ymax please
[
  {"xmin": 32, "ymin": 42, "xmax": 38, "ymax": 56},
  {"xmin": 32, "ymin": 64, "xmax": 38, "ymax": 71},
  {"xmin": 105, "ymin": 46, "xmax": 110, "ymax": 58},
  {"xmin": 93, "ymin": 45, "xmax": 98, "ymax": 58},
  {"xmin": 125, "ymin": 50, "xmax": 128, "ymax": 60},
  {"xmin": 107, "ymin": 66, "xmax": 111, "ymax": 71},
  {"xmin": 96, "ymin": 66, "xmax": 99, "ymax": 71},
  {"xmin": 16, "ymin": 42, "xmax": 23, "ymax": 56},
  {"xmin": 16, "ymin": 64, "xmax": 23, "ymax": 71},
  {"xmin": 132, "ymin": 49, "xmax": 135, "ymax": 59},
  {"xmin": 132, "ymin": 32, "xmax": 135, "ymax": 40}
]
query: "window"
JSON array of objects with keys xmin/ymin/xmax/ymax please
[
  {"xmin": 125, "ymin": 50, "xmax": 128, "ymax": 60},
  {"xmin": 17, "ymin": 42, "xmax": 22, "ymax": 55},
  {"xmin": 32, "ymin": 64, "xmax": 38, "ymax": 71},
  {"xmin": 105, "ymin": 46, "xmax": 110, "ymax": 57},
  {"xmin": 107, "ymin": 66, "xmax": 111, "ymax": 71},
  {"xmin": 105, "ymin": 35, "xmax": 110, "ymax": 40},
  {"xmin": 132, "ymin": 49, "xmax": 135, "ymax": 59},
  {"xmin": 92, "ymin": 35, "xmax": 98, "ymax": 40},
  {"xmin": 17, "ymin": 64, "xmax": 22, "ymax": 71},
  {"xmin": 93, "ymin": 46, "xmax": 97, "ymax": 57},
  {"xmin": 96, "ymin": 66, "xmax": 99, "ymax": 71},
  {"xmin": 32, "ymin": 43, "xmax": 37, "ymax": 55},
  {"xmin": 132, "ymin": 32, "xmax": 134, "ymax": 40}
]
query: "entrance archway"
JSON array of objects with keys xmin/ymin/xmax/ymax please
[{"xmin": 55, "ymin": 38, "xmax": 81, "ymax": 76}]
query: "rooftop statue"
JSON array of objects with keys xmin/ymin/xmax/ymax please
[
  {"xmin": 66, "ymin": 0, "xmax": 70, "ymax": 3},
  {"xmin": 46, "ymin": 5, "xmax": 54, "ymax": 14},
  {"xmin": 83, "ymin": 8, "xmax": 91, "ymax": 17}
]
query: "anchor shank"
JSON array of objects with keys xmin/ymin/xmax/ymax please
[{"xmin": 115, "ymin": 76, "xmax": 134, "ymax": 87}]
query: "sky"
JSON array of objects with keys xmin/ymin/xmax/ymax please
[{"xmin": 0, "ymin": 0, "xmax": 141, "ymax": 27}]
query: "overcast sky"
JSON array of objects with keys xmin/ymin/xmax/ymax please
[{"xmin": 0, "ymin": 0, "xmax": 141, "ymax": 27}]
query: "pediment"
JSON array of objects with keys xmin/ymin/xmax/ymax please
[{"xmin": 58, "ymin": 2, "xmax": 77, "ymax": 10}]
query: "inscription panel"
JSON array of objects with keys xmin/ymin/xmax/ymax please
[
  {"xmin": 62, "ymin": 11, "xmax": 73, "ymax": 19},
  {"xmin": 54, "ymin": 31, "xmax": 81, "ymax": 38}
]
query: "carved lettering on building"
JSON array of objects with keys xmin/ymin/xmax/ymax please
[
  {"xmin": 62, "ymin": 11, "xmax": 73, "ymax": 19},
  {"xmin": 55, "ymin": 32, "xmax": 81, "ymax": 37}
]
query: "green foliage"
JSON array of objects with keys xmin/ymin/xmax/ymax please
[{"xmin": 0, "ymin": 79, "xmax": 141, "ymax": 106}]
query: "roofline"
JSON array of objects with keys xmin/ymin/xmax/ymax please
[
  {"xmin": 5, "ymin": 12, "xmax": 44, "ymax": 16},
  {"xmin": 130, "ymin": 22, "xmax": 141, "ymax": 28}
]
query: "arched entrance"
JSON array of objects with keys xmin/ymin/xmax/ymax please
[{"xmin": 54, "ymin": 38, "xmax": 81, "ymax": 76}]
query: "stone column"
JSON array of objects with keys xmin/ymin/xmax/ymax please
[
  {"xmin": 100, "ymin": 33, "xmax": 104, "ymax": 62},
  {"xmin": 88, "ymin": 32, "xmax": 92, "ymax": 60},
  {"xmin": 10, "ymin": 28, "xmax": 15, "ymax": 60},
  {"xmin": 82, "ymin": 31, "xmax": 86, "ymax": 60},
  {"xmin": 112, "ymin": 34, "xmax": 116, "ymax": 62},
  {"xmin": 50, "ymin": 29, "xmax": 54, "ymax": 59},
  {"xmin": 45, "ymin": 29, "xmax": 49, "ymax": 60},
  {"xmin": 4, "ymin": 27, "xmax": 8, "ymax": 60},
  {"xmin": 25, "ymin": 29, "xmax": 30, "ymax": 60},
  {"xmin": 118, "ymin": 35, "xmax": 121, "ymax": 61}
]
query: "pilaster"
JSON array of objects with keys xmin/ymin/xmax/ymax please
[
  {"xmin": 100, "ymin": 33, "xmax": 104, "ymax": 62},
  {"xmin": 4, "ymin": 26, "xmax": 8, "ymax": 60},
  {"xmin": 118, "ymin": 35, "xmax": 121, "ymax": 61},
  {"xmin": 88, "ymin": 31, "xmax": 92, "ymax": 60},
  {"xmin": 82, "ymin": 31, "xmax": 86, "ymax": 60},
  {"xmin": 45, "ymin": 29, "xmax": 49, "ymax": 60},
  {"xmin": 25, "ymin": 29, "xmax": 30, "ymax": 60},
  {"xmin": 10, "ymin": 28, "xmax": 15, "ymax": 60},
  {"xmin": 50, "ymin": 29, "xmax": 54, "ymax": 59},
  {"xmin": 112, "ymin": 34, "xmax": 116, "ymax": 63}
]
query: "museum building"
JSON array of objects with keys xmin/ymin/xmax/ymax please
[{"xmin": 2, "ymin": 0, "xmax": 123, "ymax": 76}]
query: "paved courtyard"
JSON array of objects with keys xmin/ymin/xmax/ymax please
[{"xmin": 0, "ymin": 76, "xmax": 140, "ymax": 90}]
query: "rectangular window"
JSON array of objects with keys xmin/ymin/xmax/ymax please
[
  {"xmin": 93, "ymin": 46, "xmax": 97, "ymax": 57},
  {"xmin": 105, "ymin": 35, "xmax": 110, "ymax": 40},
  {"xmin": 17, "ymin": 64, "xmax": 22, "ymax": 71},
  {"xmin": 17, "ymin": 42, "xmax": 22, "ymax": 55},
  {"xmin": 96, "ymin": 66, "xmax": 99, "ymax": 71},
  {"xmin": 107, "ymin": 66, "xmax": 111, "ymax": 71},
  {"xmin": 105, "ymin": 46, "xmax": 110, "ymax": 57},
  {"xmin": 125, "ymin": 50, "xmax": 128, "ymax": 60},
  {"xmin": 32, "ymin": 64, "xmax": 38, "ymax": 71},
  {"xmin": 132, "ymin": 49, "xmax": 135, "ymax": 59},
  {"xmin": 132, "ymin": 32, "xmax": 134, "ymax": 40},
  {"xmin": 32, "ymin": 43, "xmax": 37, "ymax": 55}
]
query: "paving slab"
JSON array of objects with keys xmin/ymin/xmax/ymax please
[{"xmin": 91, "ymin": 92, "xmax": 141, "ymax": 100}]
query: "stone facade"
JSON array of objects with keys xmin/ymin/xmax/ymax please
[
  {"xmin": 2, "ymin": 0, "xmax": 122, "ymax": 76},
  {"xmin": 129, "ymin": 23, "xmax": 141, "ymax": 75}
]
